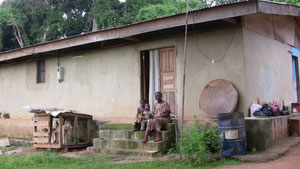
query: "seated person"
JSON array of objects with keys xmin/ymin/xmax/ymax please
[
  {"xmin": 133, "ymin": 99, "xmax": 146, "ymax": 131},
  {"xmin": 140, "ymin": 103, "xmax": 153, "ymax": 131},
  {"xmin": 142, "ymin": 92, "xmax": 172, "ymax": 143}
]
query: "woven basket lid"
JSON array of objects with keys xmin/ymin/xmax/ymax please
[{"xmin": 199, "ymin": 79, "xmax": 238, "ymax": 117}]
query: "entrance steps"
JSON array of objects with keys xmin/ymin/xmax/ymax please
[{"xmin": 88, "ymin": 123, "xmax": 175, "ymax": 157}]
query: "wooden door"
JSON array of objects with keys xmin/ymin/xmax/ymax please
[{"xmin": 160, "ymin": 47, "xmax": 176, "ymax": 114}]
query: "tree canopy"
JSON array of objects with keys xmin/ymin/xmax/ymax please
[{"xmin": 0, "ymin": 0, "xmax": 298, "ymax": 51}]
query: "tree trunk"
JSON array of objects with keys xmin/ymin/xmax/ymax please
[
  {"xmin": 92, "ymin": 18, "xmax": 98, "ymax": 32},
  {"xmin": 42, "ymin": 26, "xmax": 49, "ymax": 42},
  {"xmin": 0, "ymin": 41, "xmax": 3, "ymax": 51},
  {"xmin": 10, "ymin": 23, "xmax": 25, "ymax": 48}
]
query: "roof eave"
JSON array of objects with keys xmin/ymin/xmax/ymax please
[{"xmin": 0, "ymin": 1, "xmax": 298, "ymax": 62}]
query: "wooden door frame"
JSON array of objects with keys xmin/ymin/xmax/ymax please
[{"xmin": 139, "ymin": 46, "xmax": 178, "ymax": 113}]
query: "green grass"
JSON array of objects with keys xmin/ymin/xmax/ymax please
[
  {"xmin": 0, "ymin": 146, "xmax": 18, "ymax": 153},
  {"xmin": 120, "ymin": 158, "xmax": 242, "ymax": 169},
  {"xmin": 0, "ymin": 152, "xmax": 242, "ymax": 169},
  {"xmin": 105, "ymin": 123, "xmax": 134, "ymax": 130}
]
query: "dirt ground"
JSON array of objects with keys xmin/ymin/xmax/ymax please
[{"xmin": 219, "ymin": 144, "xmax": 300, "ymax": 169}]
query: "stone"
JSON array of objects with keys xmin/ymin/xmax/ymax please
[
  {"xmin": 4, "ymin": 148, "xmax": 22, "ymax": 155},
  {"xmin": 9, "ymin": 139, "xmax": 33, "ymax": 146},
  {"xmin": 245, "ymin": 116, "xmax": 289, "ymax": 151},
  {"xmin": 91, "ymin": 122, "xmax": 176, "ymax": 156},
  {"xmin": 0, "ymin": 138, "xmax": 10, "ymax": 147},
  {"xmin": 88, "ymin": 147, "xmax": 159, "ymax": 157},
  {"xmin": 99, "ymin": 130, "xmax": 170, "ymax": 141}
]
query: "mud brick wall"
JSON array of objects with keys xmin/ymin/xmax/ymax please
[{"xmin": 0, "ymin": 119, "xmax": 33, "ymax": 140}]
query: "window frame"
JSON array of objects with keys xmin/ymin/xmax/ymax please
[{"xmin": 37, "ymin": 60, "xmax": 45, "ymax": 83}]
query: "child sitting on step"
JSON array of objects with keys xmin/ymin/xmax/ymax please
[
  {"xmin": 133, "ymin": 99, "xmax": 146, "ymax": 131},
  {"xmin": 140, "ymin": 103, "xmax": 153, "ymax": 131}
]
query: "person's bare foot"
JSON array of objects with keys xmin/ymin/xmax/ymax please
[
  {"xmin": 154, "ymin": 137, "xmax": 162, "ymax": 142},
  {"xmin": 141, "ymin": 138, "xmax": 148, "ymax": 143}
]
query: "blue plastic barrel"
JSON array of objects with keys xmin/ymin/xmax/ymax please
[{"xmin": 217, "ymin": 112, "xmax": 247, "ymax": 156}]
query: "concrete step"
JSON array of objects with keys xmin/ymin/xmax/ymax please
[
  {"xmin": 99, "ymin": 130, "xmax": 173, "ymax": 141},
  {"xmin": 87, "ymin": 146, "xmax": 159, "ymax": 157},
  {"xmin": 93, "ymin": 138, "xmax": 168, "ymax": 152},
  {"xmin": 104, "ymin": 123, "xmax": 175, "ymax": 132}
]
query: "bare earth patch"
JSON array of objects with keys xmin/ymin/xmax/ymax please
[{"xmin": 219, "ymin": 144, "xmax": 300, "ymax": 169}]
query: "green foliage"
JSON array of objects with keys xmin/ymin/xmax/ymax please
[
  {"xmin": 272, "ymin": 0, "xmax": 300, "ymax": 7},
  {"xmin": 0, "ymin": 7, "xmax": 27, "ymax": 49},
  {"xmin": 137, "ymin": 4, "xmax": 177, "ymax": 21},
  {"xmin": 136, "ymin": 0, "xmax": 206, "ymax": 21},
  {"xmin": 0, "ymin": 152, "xmax": 242, "ymax": 169},
  {"xmin": 90, "ymin": 0, "xmax": 122, "ymax": 30},
  {"xmin": 0, "ymin": 0, "xmax": 249, "ymax": 51},
  {"xmin": 2, "ymin": 112, "xmax": 10, "ymax": 119},
  {"xmin": 180, "ymin": 122, "xmax": 220, "ymax": 165}
]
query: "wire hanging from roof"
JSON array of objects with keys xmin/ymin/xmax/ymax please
[{"xmin": 196, "ymin": 27, "xmax": 235, "ymax": 63}]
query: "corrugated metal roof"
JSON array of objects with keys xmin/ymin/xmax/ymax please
[
  {"xmin": 0, "ymin": 0, "xmax": 298, "ymax": 57},
  {"xmin": 1, "ymin": 0, "xmax": 253, "ymax": 54}
]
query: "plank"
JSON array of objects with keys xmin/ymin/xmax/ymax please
[
  {"xmin": 33, "ymin": 116, "xmax": 50, "ymax": 122},
  {"xmin": 61, "ymin": 113, "xmax": 92, "ymax": 119},
  {"xmin": 33, "ymin": 132, "xmax": 49, "ymax": 137},
  {"xmin": 34, "ymin": 137, "xmax": 49, "ymax": 144},
  {"xmin": 33, "ymin": 144, "xmax": 61, "ymax": 149},
  {"xmin": 33, "ymin": 120, "xmax": 49, "ymax": 126},
  {"xmin": 87, "ymin": 119, "xmax": 91, "ymax": 144},
  {"xmin": 34, "ymin": 124, "xmax": 49, "ymax": 128},
  {"xmin": 59, "ymin": 116, "xmax": 63, "ymax": 147},
  {"xmin": 74, "ymin": 116, "xmax": 78, "ymax": 144},
  {"xmin": 49, "ymin": 116, "xmax": 53, "ymax": 144},
  {"xmin": 160, "ymin": 47, "xmax": 177, "ymax": 114}
]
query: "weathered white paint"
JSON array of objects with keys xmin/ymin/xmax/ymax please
[
  {"xmin": 243, "ymin": 27, "xmax": 295, "ymax": 112},
  {"xmin": 0, "ymin": 25, "xmax": 296, "ymax": 138},
  {"xmin": 0, "ymin": 27, "xmax": 245, "ymax": 122},
  {"xmin": 181, "ymin": 27, "xmax": 246, "ymax": 120}
]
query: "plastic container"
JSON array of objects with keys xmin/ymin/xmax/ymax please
[{"xmin": 217, "ymin": 112, "xmax": 247, "ymax": 156}]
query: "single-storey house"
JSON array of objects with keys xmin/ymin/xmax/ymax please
[{"xmin": 0, "ymin": 0, "xmax": 300, "ymax": 139}]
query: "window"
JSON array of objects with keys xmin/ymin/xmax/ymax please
[{"xmin": 37, "ymin": 60, "xmax": 45, "ymax": 83}]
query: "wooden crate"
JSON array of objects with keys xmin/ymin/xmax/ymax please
[
  {"xmin": 33, "ymin": 112, "xmax": 92, "ymax": 149},
  {"xmin": 33, "ymin": 115, "xmax": 51, "ymax": 145}
]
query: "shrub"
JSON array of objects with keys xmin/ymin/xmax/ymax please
[
  {"xmin": 2, "ymin": 112, "xmax": 10, "ymax": 119},
  {"xmin": 180, "ymin": 122, "xmax": 220, "ymax": 165}
]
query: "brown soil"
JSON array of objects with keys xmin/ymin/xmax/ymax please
[{"xmin": 219, "ymin": 145, "xmax": 300, "ymax": 169}]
